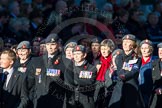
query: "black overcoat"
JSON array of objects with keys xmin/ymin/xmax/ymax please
[
  {"xmin": 109, "ymin": 51, "xmax": 145, "ymax": 108},
  {"xmin": 0, "ymin": 68, "xmax": 28, "ymax": 108},
  {"xmin": 30, "ymin": 51, "xmax": 73, "ymax": 108}
]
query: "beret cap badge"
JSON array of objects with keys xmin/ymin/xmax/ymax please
[
  {"xmin": 126, "ymin": 35, "xmax": 129, "ymax": 39},
  {"xmin": 73, "ymin": 45, "xmax": 86, "ymax": 53},
  {"xmin": 140, "ymin": 39, "xmax": 152, "ymax": 46},
  {"xmin": 122, "ymin": 34, "xmax": 136, "ymax": 42},
  {"xmin": 22, "ymin": 44, "xmax": 26, "ymax": 48},
  {"xmin": 76, "ymin": 46, "xmax": 80, "ymax": 50},
  {"xmin": 116, "ymin": 51, "xmax": 120, "ymax": 55},
  {"xmin": 51, "ymin": 38, "xmax": 55, "ymax": 42},
  {"xmin": 144, "ymin": 39, "xmax": 149, "ymax": 44}
]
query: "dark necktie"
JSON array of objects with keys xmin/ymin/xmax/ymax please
[
  {"xmin": 3, "ymin": 71, "xmax": 9, "ymax": 90},
  {"xmin": 48, "ymin": 57, "xmax": 52, "ymax": 67}
]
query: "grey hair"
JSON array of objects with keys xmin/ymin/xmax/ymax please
[{"xmin": 100, "ymin": 39, "xmax": 115, "ymax": 52}]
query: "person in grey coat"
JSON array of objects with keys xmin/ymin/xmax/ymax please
[{"xmin": 149, "ymin": 43, "xmax": 162, "ymax": 108}]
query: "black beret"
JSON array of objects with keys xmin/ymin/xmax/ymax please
[
  {"xmin": 140, "ymin": 39, "xmax": 153, "ymax": 46},
  {"xmin": 64, "ymin": 42, "xmax": 77, "ymax": 51},
  {"xmin": 17, "ymin": 41, "xmax": 31, "ymax": 49},
  {"xmin": 4, "ymin": 38, "xmax": 17, "ymax": 47},
  {"xmin": 32, "ymin": 37, "xmax": 43, "ymax": 42},
  {"xmin": 40, "ymin": 39, "xmax": 45, "ymax": 44},
  {"xmin": 73, "ymin": 45, "xmax": 86, "ymax": 53},
  {"xmin": 157, "ymin": 43, "xmax": 162, "ymax": 48},
  {"xmin": 45, "ymin": 33, "xmax": 59, "ymax": 43},
  {"xmin": 91, "ymin": 37, "xmax": 102, "ymax": 44},
  {"xmin": 122, "ymin": 34, "xmax": 136, "ymax": 42}
]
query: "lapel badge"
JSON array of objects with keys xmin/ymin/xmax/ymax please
[
  {"xmin": 36, "ymin": 68, "xmax": 41, "ymax": 75},
  {"xmin": 18, "ymin": 67, "xmax": 22, "ymax": 72},
  {"xmin": 18, "ymin": 67, "xmax": 27, "ymax": 73}
]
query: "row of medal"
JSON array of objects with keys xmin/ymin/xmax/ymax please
[
  {"xmin": 46, "ymin": 69, "xmax": 61, "ymax": 76},
  {"xmin": 79, "ymin": 71, "xmax": 92, "ymax": 79}
]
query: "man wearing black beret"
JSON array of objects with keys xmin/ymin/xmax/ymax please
[
  {"xmin": 86, "ymin": 37, "xmax": 102, "ymax": 65},
  {"xmin": 30, "ymin": 33, "xmax": 73, "ymax": 108}
]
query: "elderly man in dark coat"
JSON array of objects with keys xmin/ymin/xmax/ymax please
[{"xmin": 29, "ymin": 33, "xmax": 73, "ymax": 108}]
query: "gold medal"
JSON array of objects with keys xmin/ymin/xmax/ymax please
[{"xmin": 36, "ymin": 68, "xmax": 41, "ymax": 75}]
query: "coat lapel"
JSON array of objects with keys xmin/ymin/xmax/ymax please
[
  {"xmin": 7, "ymin": 70, "xmax": 20, "ymax": 92},
  {"xmin": 152, "ymin": 59, "xmax": 161, "ymax": 82},
  {"xmin": 43, "ymin": 54, "xmax": 48, "ymax": 68},
  {"xmin": 41, "ymin": 54, "xmax": 48, "ymax": 87},
  {"xmin": 43, "ymin": 51, "xmax": 60, "ymax": 68}
]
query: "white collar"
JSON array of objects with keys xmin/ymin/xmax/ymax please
[
  {"xmin": 48, "ymin": 55, "xmax": 54, "ymax": 58},
  {"xmin": 75, "ymin": 60, "xmax": 86, "ymax": 66},
  {"xmin": 3, "ymin": 67, "xmax": 14, "ymax": 74}
]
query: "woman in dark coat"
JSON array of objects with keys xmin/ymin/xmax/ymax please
[
  {"xmin": 94, "ymin": 39, "xmax": 115, "ymax": 108},
  {"xmin": 108, "ymin": 34, "xmax": 145, "ymax": 108},
  {"xmin": 138, "ymin": 39, "xmax": 154, "ymax": 108}
]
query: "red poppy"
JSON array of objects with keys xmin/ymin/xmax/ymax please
[{"xmin": 54, "ymin": 59, "xmax": 59, "ymax": 65}]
